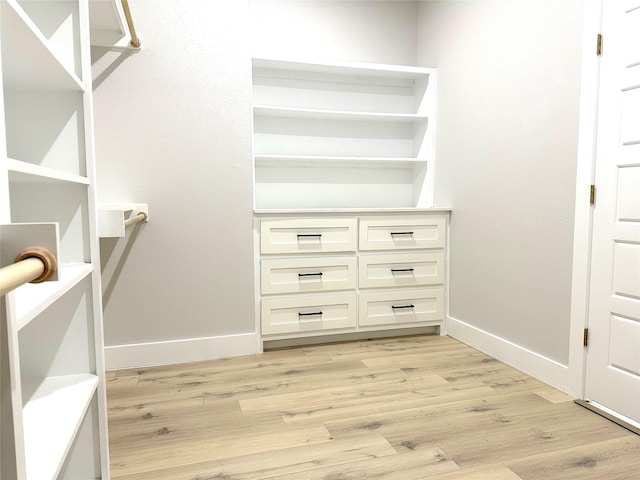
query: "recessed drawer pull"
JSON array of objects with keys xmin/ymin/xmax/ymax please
[
  {"xmin": 297, "ymin": 233, "xmax": 323, "ymax": 238},
  {"xmin": 298, "ymin": 272, "xmax": 323, "ymax": 277},
  {"xmin": 391, "ymin": 304, "xmax": 415, "ymax": 310},
  {"xmin": 298, "ymin": 311, "xmax": 323, "ymax": 317},
  {"xmin": 390, "ymin": 231, "xmax": 414, "ymax": 235},
  {"xmin": 390, "ymin": 268, "xmax": 414, "ymax": 273}
]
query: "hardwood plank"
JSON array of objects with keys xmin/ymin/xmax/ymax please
[
  {"xmin": 424, "ymin": 463, "xmax": 522, "ymax": 480},
  {"xmin": 110, "ymin": 424, "xmax": 332, "ymax": 477},
  {"xmin": 107, "ymin": 391, "xmax": 204, "ymax": 419},
  {"xmin": 533, "ymin": 387, "xmax": 574, "ymax": 404},
  {"xmin": 505, "ymin": 436, "xmax": 640, "ymax": 480},
  {"xmin": 265, "ymin": 443, "xmax": 459, "ymax": 480},
  {"xmin": 440, "ymin": 364, "xmax": 548, "ymax": 394},
  {"xmin": 281, "ymin": 384, "xmax": 497, "ymax": 426},
  {"xmin": 239, "ymin": 375, "xmax": 450, "ymax": 414},
  {"xmin": 111, "ymin": 434, "xmax": 397, "ymax": 480},
  {"xmin": 202, "ymin": 366, "xmax": 408, "ymax": 403},
  {"xmin": 109, "ymin": 400, "xmax": 282, "ymax": 450}
]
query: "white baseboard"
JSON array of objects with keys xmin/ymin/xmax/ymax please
[
  {"xmin": 105, "ymin": 332, "xmax": 259, "ymax": 370},
  {"xmin": 446, "ymin": 316, "xmax": 568, "ymax": 392}
]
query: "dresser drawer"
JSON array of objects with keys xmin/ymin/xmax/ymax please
[
  {"xmin": 262, "ymin": 294, "xmax": 357, "ymax": 335},
  {"xmin": 261, "ymin": 256, "xmax": 356, "ymax": 294},
  {"xmin": 359, "ymin": 216, "xmax": 446, "ymax": 251},
  {"xmin": 358, "ymin": 289, "xmax": 444, "ymax": 327},
  {"xmin": 261, "ymin": 218, "xmax": 357, "ymax": 254},
  {"xmin": 359, "ymin": 252, "xmax": 444, "ymax": 289}
]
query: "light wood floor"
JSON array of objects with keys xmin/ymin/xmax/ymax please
[{"xmin": 106, "ymin": 335, "xmax": 640, "ymax": 479}]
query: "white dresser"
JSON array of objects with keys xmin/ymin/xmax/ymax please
[{"xmin": 256, "ymin": 210, "xmax": 449, "ymax": 343}]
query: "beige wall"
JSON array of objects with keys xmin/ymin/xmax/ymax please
[
  {"xmin": 92, "ymin": 0, "xmax": 255, "ymax": 348},
  {"xmin": 418, "ymin": 0, "xmax": 584, "ymax": 364}
]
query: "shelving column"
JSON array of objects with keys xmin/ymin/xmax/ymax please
[{"xmin": 0, "ymin": 0, "xmax": 109, "ymax": 478}]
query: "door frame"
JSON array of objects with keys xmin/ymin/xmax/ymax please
[{"xmin": 567, "ymin": 0, "xmax": 603, "ymax": 399}]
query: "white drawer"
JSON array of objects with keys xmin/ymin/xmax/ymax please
[
  {"xmin": 261, "ymin": 218, "xmax": 357, "ymax": 254},
  {"xmin": 261, "ymin": 256, "xmax": 357, "ymax": 294},
  {"xmin": 262, "ymin": 294, "xmax": 357, "ymax": 335},
  {"xmin": 359, "ymin": 216, "xmax": 446, "ymax": 251},
  {"xmin": 358, "ymin": 289, "xmax": 444, "ymax": 327},
  {"xmin": 359, "ymin": 252, "xmax": 444, "ymax": 289}
]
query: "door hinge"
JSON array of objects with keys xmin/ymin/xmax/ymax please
[
  {"xmin": 590, "ymin": 184, "xmax": 596, "ymax": 205},
  {"xmin": 583, "ymin": 328, "xmax": 589, "ymax": 347},
  {"xmin": 597, "ymin": 34, "xmax": 603, "ymax": 55}
]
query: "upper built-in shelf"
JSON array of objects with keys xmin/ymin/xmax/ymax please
[
  {"xmin": 251, "ymin": 57, "xmax": 437, "ymax": 209},
  {"xmin": 253, "ymin": 57, "xmax": 432, "ymax": 80},
  {"xmin": 253, "ymin": 105, "xmax": 428, "ymax": 123},
  {"xmin": 255, "ymin": 154, "xmax": 425, "ymax": 169},
  {"xmin": 1, "ymin": 0, "xmax": 85, "ymax": 91},
  {"xmin": 252, "ymin": 57, "xmax": 434, "ymax": 116}
]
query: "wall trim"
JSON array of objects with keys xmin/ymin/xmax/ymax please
[
  {"xmin": 105, "ymin": 333, "xmax": 259, "ymax": 370},
  {"xmin": 446, "ymin": 316, "xmax": 568, "ymax": 392}
]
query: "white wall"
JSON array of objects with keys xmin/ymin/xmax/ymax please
[
  {"xmin": 250, "ymin": 0, "xmax": 419, "ymax": 65},
  {"xmin": 92, "ymin": 0, "xmax": 256, "ymax": 367},
  {"xmin": 417, "ymin": 0, "xmax": 584, "ymax": 371}
]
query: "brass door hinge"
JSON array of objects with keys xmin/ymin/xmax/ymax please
[
  {"xmin": 590, "ymin": 185, "xmax": 596, "ymax": 205},
  {"xmin": 597, "ymin": 34, "xmax": 603, "ymax": 55},
  {"xmin": 584, "ymin": 328, "xmax": 589, "ymax": 347}
]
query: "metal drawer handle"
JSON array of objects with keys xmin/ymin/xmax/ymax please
[
  {"xmin": 297, "ymin": 233, "xmax": 323, "ymax": 238},
  {"xmin": 298, "ymin": 272, "xmax": 323, "ymax": 277},
  {"xmin": 392, "ymin": 304, "xmax": 415, "ymax": 310},
  {"xmin": 391, "ymin": 268, "xmax": 414, "ymax": 273},
  {"xmin": 298, "ymin": 311, "xmax": 323, "ymax": 316},
  {"xmin": 390, "ymin": 231, "xmax": 414, "ymax": 235}
]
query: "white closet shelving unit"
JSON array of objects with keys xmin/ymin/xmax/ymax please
[
  {"xmin": 0, "ymin": 1, "xmax": 132, "ymax": 478},
  {"xmin": 252, "ymin": 57, "xmax": 436, "ymax": 209},
  {"xmin": 252, "ymin": 58, "xmax": 449, "ymax": 346}
]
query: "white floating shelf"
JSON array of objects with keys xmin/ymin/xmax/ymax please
[
  {"xmin": 1, "ymin": 0, "xmax": 85, "ymax": 91},
  {"xmin": 255, "ymin": 155, "xmax": 426, "ymax": 169},
  {"xmin": 252, "ymin": 57, "xmax": 433, "ymax": 81},
  {"xmin": 13, "ymin": 263, "xmax": 92, "ymax": 331},
  {"xmin": 98, "ymin": 203, "xmax": 149, "ymax": 238},
  {"xmin": 22, "ymin": 374, "xmax": 98, "ymax": 480},
  {"xmin": 7, "ymin": 158, "xmax": 90, "ymax": 185},
  {"xmin": 253, "ymin": 105, "xmax": 428, "ymax": 123}
]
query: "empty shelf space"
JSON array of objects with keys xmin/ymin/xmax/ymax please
[
  {"xmin": 7, "ymin": 158, "xmax": 90, "ymax": 185},
  {"xmin": 1, "ymin": 0, "xmax": 84, "ymax": 91},
  {"xmin": 22, "ymin": 374, "xmax": 98, "ymax": 480},
  {"xmin": 13, "ymin": 263, "xmax": 93, "ymax": 330}
]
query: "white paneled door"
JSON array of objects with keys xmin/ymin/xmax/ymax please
[{"xmin": 585, "ymin": 0, "xmax": 640, "ymax": 425}]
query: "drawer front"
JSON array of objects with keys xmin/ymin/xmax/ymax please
[
  {"xmin": 359, "ymin": 216, "xmax": 446, "ymax": 251},
  {"xmin": 359, "ymin": 252, "xmax": 444, "ymax": 289},
  {"xmin": 262, "ymin": 295, "xmax": 357, "ymax": 335},
  {"xmin": 262, "ymin": 256, "xmax": 357, "ymax": 294},
  {"xmin": 359, "ymin": 289, "xmax": 444, "ymax": 327},
  {"xmin": 261, "ymin": 218, "xmax": 358, "ymax": 254}
]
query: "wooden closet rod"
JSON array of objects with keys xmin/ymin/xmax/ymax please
[
  {"xmin": 121, "ymin": 0, "xmax": 141, "ymax": 48},
  {"xmin": 124, "ymin": 212, "xmax": 148, "ymax": 228},
  {"xmin": 0, "ymin": 247, "xmax": 57, "ymax": 296}
]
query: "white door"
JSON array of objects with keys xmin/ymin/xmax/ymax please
[{"xmin": 585, "ymin": 0, "xmax": 640, "ymax": 424}]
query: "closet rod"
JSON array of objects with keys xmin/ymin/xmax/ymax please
[
  {"xmin": 121, "ymin": 0, "xmax": 141, "ymax": 48},
  {"xmin": 0, "ymin": 247, "xmax": 57, "ymax": 296},
  {"xmin": 124, "ymin": 212, "xmax": 148, "ymax": 228}
]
